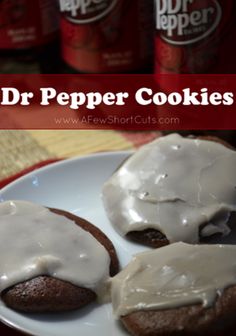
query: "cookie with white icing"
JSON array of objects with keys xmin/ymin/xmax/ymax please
[
  {"xmin": 111, "ymin": 243, "xmax": 236, "ymax": 335},
  {"xmin": 0, "ymin": 201, "xmax": 119, "ymax": 313},
  {"xmin": 102, "ymin": 134, "xmax": 236, "ymax": 247}
]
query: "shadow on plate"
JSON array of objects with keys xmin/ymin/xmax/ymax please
[{"xmin": 24, "ymin": 302, "xmax": 98, "ymax": 323}]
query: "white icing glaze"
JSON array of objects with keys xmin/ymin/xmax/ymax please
[
  {"xmin": 0, "ymin": 201, "xmax": 110, "ymax": 299},
  {"xmin": 111, "ymin": 243, "xmax": 236, "ymax": 317},
  {"xmin": 102, "ymin": 134, "xmax": 236, "ymax": 243}
]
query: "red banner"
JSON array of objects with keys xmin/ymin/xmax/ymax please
[{"xmin": 0, "ymin": 74, "xmax": 235, "ymax": 130}]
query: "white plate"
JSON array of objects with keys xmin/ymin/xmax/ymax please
[{"xmin": 0, "ymin": 151, "xmax": 150, "ymax": 336}]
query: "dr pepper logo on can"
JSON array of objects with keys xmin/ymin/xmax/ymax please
[
  {"xmin": 59, "ymin": 0, "xmax": 118, "ymax": 24},
  {"xmin": 156, "ymin": 0, "xmax": 222, "ymax": 45}
]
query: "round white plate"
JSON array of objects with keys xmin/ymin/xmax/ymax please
[{"xmin": 0, "ymin": 151, "xmax": 150, "ymax": 336}]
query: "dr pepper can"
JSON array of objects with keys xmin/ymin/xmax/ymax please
[
  {"xmin": 59, "ymin": 0, "xmax": 154, "ymax": 73},
  {"xmin": 155, "ymin": 0, "xmax": 236, "ymax": 73}
]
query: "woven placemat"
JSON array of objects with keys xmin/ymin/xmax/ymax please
[
  {"xmin": 0, "ymin": 130, "xmax": 160, "ymax": 181},
  {"xmin": 0, "ymin": 131, "xmax": 53, "ymax": 180},
  {"xmin": 27, "ymin": 130, "xmax": 135, "ymax": 158}
]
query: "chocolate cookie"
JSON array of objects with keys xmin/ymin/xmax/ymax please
[
  {"xmin": 121, "ymin": 285, "xmax": 236, "ymax": 336},
  {"xmin": 110, "ymin": 243, "xmax": 236, "ymax": 336},
  {"xmin": 103, "ymin": 134, "xmax": 235, "ymax": 248},
  {"xmin": 2, "ymin": 276, "xmax": 96, "ymax": 313},
  {"xmin": 1, "ymin": 208, "xmax": 119, "ymax": 313},
  {"xmin": 125, "ymin": 136, "xmax": 235, "ymax": 248}
]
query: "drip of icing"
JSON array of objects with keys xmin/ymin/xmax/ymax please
[
  {"xmin": 0, "ymin": 201, "xmax": 110, "ymax": 299},
  {"xmin": 111, "ymin": 243, "xmax": 236, "ymax": 317},
  {"xmin": 102, "ymin": 134, "xmax": 236, "ymax": 243}
]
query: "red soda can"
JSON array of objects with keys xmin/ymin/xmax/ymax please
[
  {"xmin": 59, "ymin": 0, "xmax": 154, "ymax": 73},
  {"xmin": 155, "ymin": 0, "xmax": 236, "ymax": 73},
  {"xmin": 0, "ymin": 0, "xmax": 59, "ymax": 50},
  {"xmin": 0, "ymin": 0, "xmax": 60, "ymax": 73}
]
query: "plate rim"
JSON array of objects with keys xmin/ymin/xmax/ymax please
[
  {"xmin": 0, "ymin": 311, "xmax": 35, "ymax": 336},
  {"xmin": 0, "ymin": 150, "xmax": 132, "ymax": 196}
]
